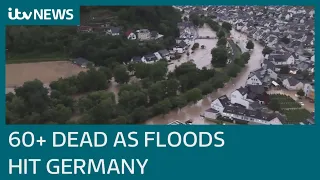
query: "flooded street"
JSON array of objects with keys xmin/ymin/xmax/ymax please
[
  {"xmin": 146, "ymin": 26, "xmax": 264, "ymax": 124},
  {"xmin": 168, "ymin": 24, "xmax": 217, "ymax": 71}
]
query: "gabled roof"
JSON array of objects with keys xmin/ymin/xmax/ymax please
[
  {"xmin": 110, "ymin": 27, "xmax": 120, "ymax": 34},
  {"xmin": 158, "ymin": 49, "xmax": 170, "ymax": 56},
  {"xmin": 285, "ymin": 76, "xmax": 301, "ymax": 86},
  {"xmin": 236, "ymin": 86, "xmax": 248, "ymax": 96},
  {"xmin": 217, "ymin": 95, "xmax": 230, "ymax": 107}
]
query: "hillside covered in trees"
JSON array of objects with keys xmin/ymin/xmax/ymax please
[{"xmin": 6, "ymin": 6, "xmax": 181, "ymax": 66}]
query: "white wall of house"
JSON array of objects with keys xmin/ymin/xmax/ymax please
[
  {"xmin": 112, "ymin": 32, "xmax": 120, "ymax": 36},
  {"xmin": 310, "ymin": 55, "xmax": 314, "ymax": 62},
  {"xmin": 173, "ymin": 47, "xmax": 185, "ymax": 54},
  {"xmin": 141, "ymin": 57, "xmax": 157, "ymax": 64},
  {"xmin": 127, "ymin": 33, "xmax": 137, "ymax": 40},
  {"xmin": 246, "ymin": 75, "xmax": 263, "ymax": 85},
  {"xmin": 162, "ymin": 55, "xmax": 170, "ymax": 61},
  {"xmin": 282, "ymin": 79, "xmax": 304, "ymax": 90},
  {"xmin": 138, "ymin": 32, "xmax": 151, "ymax": 41},
  {"xmin": 211, "ymin": 99, "xmax": 225, "ymax": 113},
  {"xmin": 303, "ymin": 83, "xmax": 314, "ymax": 97},
  {"xmin": 236, "ymin": 25, "xmax": 243, "ymax": 31},
  {"xmin": 273, "ymin": 55, "xmax": 295, "ymax": 65},
  {"xmin": 268, "ymin": 117, "xmax": 283, "ymax": 125},
  {"xmin": 220, "ymin": 112, "xmax": 282, "ymax": 125},
  {"xmin": 230, "ymin": 90, "xmax": 250, "ymax": 109},
  {"xmin": 154, "ymin": 52, "xmax": 162, "ymax": 60}
]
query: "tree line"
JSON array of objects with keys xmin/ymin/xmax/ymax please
[{"xmin": 7, "ymin": 60, "xmax": 233, "ymax": 125}]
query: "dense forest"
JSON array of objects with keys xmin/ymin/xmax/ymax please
[{"xmin": 6, "ymin": 6, "xmax": 181, "ymax": 66}]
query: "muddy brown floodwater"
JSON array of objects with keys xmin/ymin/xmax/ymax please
[{"xmin": 145, "ymin": 26, "xmax": 264, "ymax": 124}]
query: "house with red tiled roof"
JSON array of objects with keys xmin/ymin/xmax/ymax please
[{"xmin": 125, "ymin": 30, "xmax": 137, "ymax": 40}]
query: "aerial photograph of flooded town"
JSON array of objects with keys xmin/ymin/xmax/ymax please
[{"xmin": 6, "ymin": 6, "xmax": 315, "ymax": 125}]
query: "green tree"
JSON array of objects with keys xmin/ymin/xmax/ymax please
[
  {"xmin": 149, "ymin": 61, "xmax": 168, "ymax": 81},
  {"xmin": 262, "ymin": 47, "xmax": 273, "ymax": 56},
  {"xmin": 148, "ymin": 82, "xmax": 166, "ymax": 104},
  {"xmin": 226, "ymin": 63, "xmax": 241, "ymax": 77},
  {"xmin": 152, "ymin": 98, "xmax": 172, "ymax": 116},
  {"xmin": 184, "ymin": 88, "xmax": 202, "ymax": 104},
  {"xmin": 114, "ymin": 65, "xmax": 130, "ymax": 84},
  {"xmin": 246, "ymin": 40, "xmax": 254, "ymax": 50},
  {"xmin": 130, "ymin": 106, "xmax": 150, "ymax": 123},
  {"xmin": 191, "ymin": 43, "xmax": 200, "ymax": 50},
  {"xmin": 14, "ymin": 79, "xmax": 50, "ymax": 114},
  {"xmin": 234, "ymin": 57, "xmax": 245, "ymax": 67},
  {"xmin": 217, "ymin": 37, "xmax": 227, "ymax": 47},
  {"xmin": 240, "ymin": 52, "xmax": 250, "ymax": 64},
  {"xmin": 217, "ymin": 30, "xmax": 226, "ymax": 39},
  {"xmin": 281, "ymin": 37, "xmax": 290, "ymax": 44},
  {"xmin": 134, "ymin": 63, "xmax": 150, "ymax": 79},
  {"xmin": 297, "ymin": 89, "xmax": 305, "ymax": 97},
  {"xmin": 89, "ymin": 98, "xmax": 116, "ymax": 124},
  {"xmin": 44, "ymin": 104, "xmax": 72, "ymax": 124},
  {"xmin": 222, "ymin": 22, "xmax": 232, "ymax": 32},
  {"xmin": 211, "ymin": 47, "xmax": 228, "ymax": 67},
  {"xmin": 170, "ymin": 96, "xmax": 187, "ymax": 110},
  {"xmin": 198, "ymin": 82, "xmax": 214, "ymax": 95},
  {"xmin": 99, "ymin": 67, "xmax": 113, "ymax": 80},
  {"xmin": 165, "ymin": 79, "xmax": 180, "ymax": 97}
]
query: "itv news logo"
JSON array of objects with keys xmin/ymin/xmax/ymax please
[{"xmin": 8, "ymin": 7, "xmax": 74, "ymax": 20}]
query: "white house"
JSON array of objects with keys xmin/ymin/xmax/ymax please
[
  {"xmin": 210, "ymin": 95, "xmax": 230, "ymax": 113},
  {"xmin": 154, "ymin": 52, "xmax": 163, "ymax": 60},
  {"xmin": 236, "ymin": 23, "xmax": 244, "ymax": 31},
  {"xmin": 137, "ymin": 29, "xmax": 151, "ymax": 41},
  {"xmin": 230, "ymin": 87, "xmax": 250, "ymax": 109},
  {"xmin": 125, "ymin": 31, "xmax": 137, "ymax": 40},
  {"xmin": 158, "ymin": 49, "xmax": 171, "ymax": 60},
  {"xmin": 285, "ymin": 14, "xmax": 291, "ymax": 21},
  {"xmin": 141, "ymin": 54, "xmax": 158, "ymax": 64},
  {"xmin": 282, "ymin": 77, "xmax": 304, "ymax": 90},
  {"xmin": 303, "ymin": 83, "xmax": 314, "ymax": 97},
  {"xmin": 269, "ymin": 54, "xmax": 295, "ymax": 65},
  {"xmin": 108, "ymin": 27, "xmax": 120, "ymax": 36},
  {"xmin": 310, "ymin": 55, "xmax": 314, "ymax": 62},
  {"xmin": 173, "ymin": 46, "xmax": 185, "ymax": 54},
  {"xmin": 246, "ymin": 74, "xmax": 263, "ymax": 86},
  {"xmin": 220, "ymin": 106, "xmax": 286, "ymax": 125}
]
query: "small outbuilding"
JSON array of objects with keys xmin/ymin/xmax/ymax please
[{"xmin": 72, "ymin": 57, "xmax": 93, "ymax": 68}]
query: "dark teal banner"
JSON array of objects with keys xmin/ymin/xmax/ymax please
[{"xmin": 2, "ymin": 125, "xmax": 319, "ymax": 179}]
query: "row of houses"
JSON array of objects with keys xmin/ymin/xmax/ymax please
[
  {"xmin": 77, "ymin": 25, "xmax": 164, "ymax": 41},
  {"xmin": 204, "ymin": 92, "xmax": 287, "ymax": 125}
]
